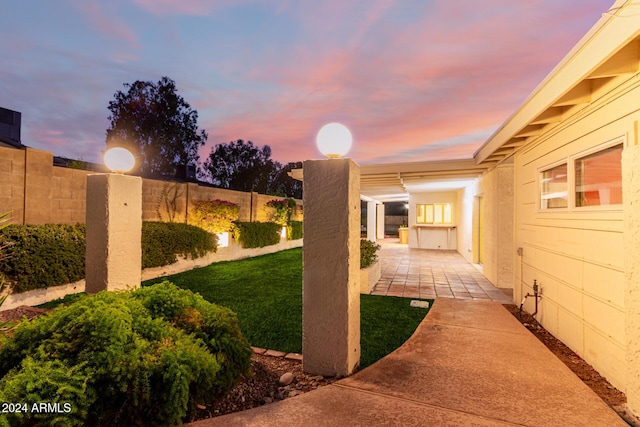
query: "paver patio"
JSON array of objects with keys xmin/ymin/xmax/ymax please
[{"xmin": 371, "ymin": 238, "xmax": 513, "ymax": 304}]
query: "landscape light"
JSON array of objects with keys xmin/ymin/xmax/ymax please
[
  {"xmin": 104, "ymin": 147, "xmax": 135, "ymax": 173},
  {"xmin": 316, "ymin": 122, "xmax": 352, "ymax": 159}
]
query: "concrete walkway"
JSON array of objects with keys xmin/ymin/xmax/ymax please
[{"xmin": 186, "ymin": 298, "xmax": 625, "ymax": 426}]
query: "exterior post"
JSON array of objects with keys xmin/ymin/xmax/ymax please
[
  {"xmin": 85, "ymin": 173, "xmax": 142, "ymax": 293},
  {"xmin": 376, "ymin": 203, "xmax": 385, "ymax": 239},
  {"xmin": 366, "ymin": 200, "xmax": 377, "ymax": 242},
  {"xmin": 302, "ymin": 158, "xmax": 360, "ymax": 377}
]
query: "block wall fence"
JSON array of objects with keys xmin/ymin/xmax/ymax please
[{"xmin": 0, "ymin": 146, "xmax": 302, "ymax": 225}]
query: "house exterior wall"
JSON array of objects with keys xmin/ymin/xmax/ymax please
[
  {"xmin": 483, "ymin": 163, "xmax": 515, "ymax": 290},
  {"xmin": 512, "ymin": 76, "xmax": 640, "ymax": 394},
  {"xmin": 457, "ymin": 181, "xmax": 478, "ymax": 262},
  {"xmin": 0, "ymin": 146, "xmax": 302, "ymax": 226},
  {"xmin": 408, "ymin": 191, "xmax": 457, "ymax": 249},
  {"xmin": 623, "ymin": 138, "xmax": 640, "ymax": 412},
  {"xmin": 457, "ymin": 164, "xmax": 514, "ymax": 291}
]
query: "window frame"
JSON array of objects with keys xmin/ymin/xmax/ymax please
[
  {"xmin": 416, "ymin": 203, "xmax": 453, "ymax": 225},
  {"xmin": 572, "ymin": 140, "xmax": 623, "ymax": 211},
  {"xmin": 537, "ymin": 136, "xmax": 624, "ymax": 213},
  {"xmin": 538, "ymin": 160, "xmax": 569, "ymax": 211}
]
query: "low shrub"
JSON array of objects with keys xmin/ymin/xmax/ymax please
[
  {"xmin": 232, "ymin": 221, "xmax": 281, "ymax": 248},
  {"xmin": 287, "ymin": 220, "xmax": 303, "ymax": 240},
  {"xmin": 360, "ymin": 239, "xmax": 381, "ymax": 269},
  {"xmin": 189, "ymin": 199, "xmax": 240, "ymax": 234},
  {"xmin": 0, "ymin": 222, "xmax": 217, "ymax": 293},
  {"xmin": 142, "ymin": 222, "xmax": 217, "ymax": 268},
  {"xmin": 0, "ymin": 281, "xmax": 252, "ymax": 427},
  {"xmin": 265, "ymin": 198, "xmax": 296, "ymax": 226},
  {"xmin": 0, "ymin": 224, "xmax": 86, "ymax": 293}
]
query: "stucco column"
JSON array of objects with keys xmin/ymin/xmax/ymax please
[
  {"xmin": 302, "ymin": 158, "xmax": 360, "ymax": 377},
  {"xmin": 376, "ymin": 203, "xmax": 385, "ymax": 239},
  {"xmin": 366, "ymin": 200, "xmax": 377, "ymax": 242},
  {"xmin": 85, "ymin": 173, "xmax": 142, "ymax": 293},
  {"xmin": 624, "ymin": 141, "xmax": 640, "ymax": 416}
]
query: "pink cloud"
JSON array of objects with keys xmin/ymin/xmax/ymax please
[
  {"xmin": 133, "ymin": 0, "xmax": 211, "ymax": 15},
  {"xmin": 132, "ymin": 0, "xmax": 253, "ymax": 16},
  {"xmin": 6, "ymin": 0, "xmax": 612, "ymax": 168},
  {"xmin": 195, "ymin": 1, "xmax": 611, "ymax": 164},
  {"xmin": 76, "ymin": 1, "xmax": 141, "ymax": 49}
]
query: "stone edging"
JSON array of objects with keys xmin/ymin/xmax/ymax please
[{"xmin": 251, "ymin": 346, "xmax": 303, "ymax": 362}]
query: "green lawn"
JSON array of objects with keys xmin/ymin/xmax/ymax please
[{"xmin": 142, "ymin": 247, "xmax": 431, "ymax": 368}]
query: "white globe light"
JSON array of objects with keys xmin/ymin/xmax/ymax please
[
  {"xmin": 316, "ymin": 123, "xmax": 352, "ymax": 159},
  {"xmin": 104, "ymin": 147, "xmax": 135, "ymax": 173}
]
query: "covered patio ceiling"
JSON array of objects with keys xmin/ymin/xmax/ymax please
[
  {"xmin": 359, "ymin": 158, "xmax": 489, "ymax": 203},
  {"xmin": 290, "ymin": 159, "xmax": 490, "ymax": 203}
]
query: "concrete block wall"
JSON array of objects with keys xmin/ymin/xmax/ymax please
[
  {"xmin": 52, "ymin": 167, "xmax": 90, "ymax": 224},
  {"xmin": 0, "ymin": 147, "xmax": 26, "ymax": 222},
  {"xmin": 0, "ymin": 145, "xmax": 302, "ymax": 226}
]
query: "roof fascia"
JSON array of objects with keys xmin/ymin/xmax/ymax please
[{"xmin": 474, "ymin": 0, "xmax": 639, "ymax": 163}]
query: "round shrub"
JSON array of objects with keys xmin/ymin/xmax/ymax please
[
  {"xmin": 131, "ymin": 281, "xmax": 253, "ymax": 397},
  {"xmin": 0, "ymin": 282, "xmax": 252, "ymax": 426}
]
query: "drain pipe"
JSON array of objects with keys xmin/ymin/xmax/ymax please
[{"xmin": 518, "ymin": 279, "xmax": 541, "ymax": 322}]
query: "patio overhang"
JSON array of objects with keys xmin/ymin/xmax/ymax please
[
  {"xmin": 359, "ymin": 159, "xmax": 487, "ymax": 202},
  {"xmin": 474, "ymin": 0, "xmax": 640, "ymax": 166},
  {"xmin": 290, "ymin": 158, "xmax": 488, "ymax": 203}
]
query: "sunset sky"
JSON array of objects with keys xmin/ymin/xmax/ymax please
[{"xmin": 1, "ymin": 0, "xmax": 614, "ymax": 166}]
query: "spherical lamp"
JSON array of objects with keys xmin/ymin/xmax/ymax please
[
  {"xmin": 104, "ymin": 147, "xmax": 135, "ymax": 173},
  {"xmin": 316, "ymin": 122, "xmax": 352, "ymax": 159}
]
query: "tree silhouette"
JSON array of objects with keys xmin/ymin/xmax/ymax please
[
  {"xmin": 106, "ymin": 77, "xmax": 207, "ymax": 177},
  {"xmin": 203, "ymin": 140, "xmax": 301, "ymax": 198}
]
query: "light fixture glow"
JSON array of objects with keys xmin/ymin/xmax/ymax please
[
  {"xmin": 104, "ymin": 147, "xmax": 135, "ymax": 173},
  {"xmin": 316, "ymin": 122, "xmax": 352, "ymax": 159}
]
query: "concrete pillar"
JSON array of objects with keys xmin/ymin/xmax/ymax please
[
  {"xmin": 85, "ymin": 173, "xmax": 142, "ymax": 293},
  {"xmin": 366, "ymin": 201, "xmax": 377, "ymax": 242},
  {"xmin": 623, "ymin": 141, "xmax": 640, "ymax": 416},
  {"xmin": 302, "ymin": 158, "xmax": 360, "ymax": 377},
  {"xmin": 376, "ymin": 203, "xmax": 385, "ymax": 239}
]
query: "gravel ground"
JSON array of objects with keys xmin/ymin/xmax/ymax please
[{"xmin": 189, "ymin": 353, "xmax": 336, "ymax": 422}]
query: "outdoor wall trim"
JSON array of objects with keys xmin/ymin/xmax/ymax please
[{"xmin": 0, "ymin": 238, "xmax": 303, "ymax": 311}]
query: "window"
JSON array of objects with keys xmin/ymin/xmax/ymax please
[
  {"xmin": 575, "ymin": 144, "xmax": 622, "ymax": 207},
  {"xmin": 539, "ymin": 139, "xmax": 624, "ymax": 212},
  {"xmin": 416, "ymin": 203, "xmax": 452, "ymax": 224},
  {"xmin": 540, "ymin": 163, "xmax": 568, "ymax": 209}
]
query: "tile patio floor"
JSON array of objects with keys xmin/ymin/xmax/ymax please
[{"xmin": 370, "ymin": 238, "xmax": 514, "ymax": 304}]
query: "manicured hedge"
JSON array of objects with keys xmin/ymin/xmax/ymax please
[
  {"xmin": 0, "ymin": 222, "xmax": 216, "ymax": 293},
  {"xmin": 0, "ymin": 224, "xmax": 86, "ymax": 293},
  {"xmin": 142, "ymin": 222, "xmax": 217, "ymax": 268},
  {"xmin": 288, "ymin": 220, "xmax": 303, "ymax": 240},
  {"xmin": 232, "ymin": 221, "xmax": 281, "ymax": 248},
  {"xmin": 0, "ymin": 281, "xmax": 252, "ymax": 427}
]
